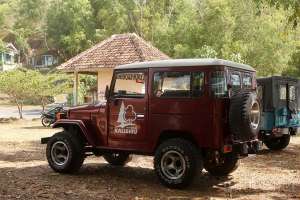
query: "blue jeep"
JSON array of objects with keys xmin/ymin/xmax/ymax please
[{"xmin": 257, "ymin": 76, "xmax": 300, "ymax": 150}]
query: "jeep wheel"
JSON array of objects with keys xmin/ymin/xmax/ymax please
[
  {"xmin": 103, "ymin": 153, "xmax": 132, "ymax": 166},
  {"xmin": 204, "ymin": 153, "xmax": 239, "ymax": 176},
  {"xmin": 46, "ymin": 131, "xmax": 85, "ymax": 173},
  {"xmin": 229, "ymin": 92, "xmax": 261, "ymax": 141},
  {"xmin": 264, "ymin": 135, "xmax": 290, "ymax": 150},
  {"xmin": 154, "ymin": 138, "xmax": 202, "ymax": 188}
]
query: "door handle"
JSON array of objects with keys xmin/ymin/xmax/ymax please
[{"xmin": 137, "ymin": 114, "xmax": 144, "ymax": 119}]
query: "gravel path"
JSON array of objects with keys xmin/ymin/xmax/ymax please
[{"xmin": 0, "ymin": 120, "xmax": 299, "ymax": 200}]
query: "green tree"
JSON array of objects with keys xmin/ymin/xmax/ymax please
[
  {"xmin": 0, "ymin": 69, "xmax": 33, "ymax": 119},
  {"xmin": 28, "ymin": 71, "xmax": 71, "ymax": 111},
  {"xmin": 14, "ymin": 0, "xmax": 48, "ymax": 30},
  {"xmin": 282, "ymin": 46, "xmax": 300, "ymax": 77},
  {"xmin": 0, "ymin": 69, "xmax": 71, "ymax": 118},
  {"xmin": 47, "ymin": 0, "xmax": 95, "ymax": 60},
  {"xmin": 254, "ymin": 0, "xmax": 300, "ymax": 27}
]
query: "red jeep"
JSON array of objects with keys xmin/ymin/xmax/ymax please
[{"xmin": 42, "ymin": 59, "xmax": 261, "ymax": 188}]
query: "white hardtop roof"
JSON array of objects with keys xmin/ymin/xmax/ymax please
[{"xmin": 116, "ymin": 58, "xmax": 255, "ymax": 71}]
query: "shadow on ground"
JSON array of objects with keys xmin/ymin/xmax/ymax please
[
  {"xmin": 0, "ymin": 139, "xmax": 300, "ymax": 199},
  {"xmin": 249, "ymin": 142, "xmax": 300, "ymax": 171},
  {"xmin": 0, "ymin": 141, "xmax": 45, "ymax": 162}
]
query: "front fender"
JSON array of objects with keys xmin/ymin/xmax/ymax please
[{"xmin": 52, "ymin": 119, "xmax": 96, "ymax": 146}]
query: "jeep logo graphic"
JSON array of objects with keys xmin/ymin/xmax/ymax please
[{"xmin": 115, "ymin": 101, "xmax": 138, "ymax": 135}]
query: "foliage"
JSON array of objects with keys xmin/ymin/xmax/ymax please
[
  {"xmin": 29, "ymin": 72, "xmax": 72, "ymax": 110},
  {"xmin": 0, "ymin": 69, "xmax": 71, "ymax": 118},
  {"xmin": 0, "ymin": 0, "xmax": 299, "ymax": 77},
  {"xmin": 254, "ymin": 0, "xmax": 300, "ymax": 27},
  {"xmin": 46, "ymin": 0, "xmax": 95, "ymax": 60},
  {"xmin": 0, "ymin": 40, "xmax": 6, "ymax": 52},
  {"xmin": 65, "ymin": 74, "xmax": 97, "ymax": 105},
  {"xmin": 14, "ymin": 0, "xmax": 47, "ymax": 30},
  {"xmin": 0, "ymin": 69, "xmax": 33, "ymax": 118},
  {"xmin": 282, "ymin": 46, "xmax": 300, "ymax": 77}
]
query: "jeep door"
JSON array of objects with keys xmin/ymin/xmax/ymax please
[
  {"xmin": 149, "ymin": 67, "xmax": 213, "ymax": 149},
  {"xmin": 107, "ymin": 70, "xmax": 149, "ymax": 151},
  {"xmin": 276, "ymin": 79, "xmax": 298, "ymax": 127}
]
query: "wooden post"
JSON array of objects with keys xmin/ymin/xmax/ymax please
[
  {"xmin": 97, "ymin": 71, "xmax": 101, "ymax": 101},
  {"xmin": 73, "ymin": 71, "xmax": 79, "ymax": 106}
]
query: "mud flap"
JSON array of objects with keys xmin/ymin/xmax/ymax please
[
  {"xmin": 41, "ymin": 137, "xmax": 51, "ymax": 144},
  {"xmin": 233, "ymin": 140, "xmax": 262, "ymax": 156}
]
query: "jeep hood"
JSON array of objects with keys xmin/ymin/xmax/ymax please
[{"xmin": 68, "ymin": 102, "xmax": 107, "ymax": 119}]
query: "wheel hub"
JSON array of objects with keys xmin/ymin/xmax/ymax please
[
  {"xmin": 161, "ymin": 150, "xmax": 186, "ymax": 180},
  {"xmin": 51, "ymin": 141, "xmax": 69, "ymax": 166}
]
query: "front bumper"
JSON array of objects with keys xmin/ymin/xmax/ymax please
[{"xmin": 233, "ymin": 140, "xmax": 262, "ymax": 156}]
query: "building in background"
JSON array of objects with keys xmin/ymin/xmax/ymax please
[
  {"xmin": 0, "ymin": 43, "xmax": 21, "ymax": 71},
  {"xmin": 27, "ymin": 39, "xmax": 58, "ymax": 69},
  {"xmin": 58, "ymin": 33, "xmax": 170, "ymax": 105}
]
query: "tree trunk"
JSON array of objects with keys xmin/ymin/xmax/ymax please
[
  {"xmin": 16, "ymin": 99, "xmax": 23, "ymax": 119},
  {"xmin": 42, "ymin": 99, "xmax": 45, "ymax": 112}
]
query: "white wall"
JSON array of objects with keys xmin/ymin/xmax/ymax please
[
  {"xmin": 2, "ymin": 64, "xmax": 18, "ymax": 71},
  {"xmin": 97, "ymin": 68, "xmax": 114, "ymax": 100}
]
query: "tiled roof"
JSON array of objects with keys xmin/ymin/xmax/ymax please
[{"xmin": 58, "ymin": 33, "xmax": 170, "ymax": 72}]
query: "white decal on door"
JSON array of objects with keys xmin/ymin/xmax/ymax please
[{"xmin": 115, "ymin": 101, "xmax": 138, "ymax": 135}]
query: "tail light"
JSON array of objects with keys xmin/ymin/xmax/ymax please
[{"xmin": 223, "ymin": 144, "xmax": 233, "ymax": 153}]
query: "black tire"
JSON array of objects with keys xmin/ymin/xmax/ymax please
[
  {"xmin": 229, "ymin": 92, "xmax": 261, "ymax": 141},
  {"xmin": 103, "ymin": 153, "xmax": 132, "ymax": 166},
  {"xmin": 204, "ymin": 153, "xmax": 239, "ymax": 176},
  {"xmin": 264, "ymin": 135, "xmax": 290, "ymax": 150},
  {"xmin": 42, "ymin": 117, "xmax": 52, "ymax": 127},
  {"xmin": 154, "ymin": 138, "xmax": 202, "ymax": 188},
  {"xmin": 46, "ymin": 131, "xmax": 85, "ymax": 173}
]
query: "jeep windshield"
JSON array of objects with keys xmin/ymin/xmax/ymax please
[{"xmin": 210, "ymin": 71, "xmax": 228, "ymax": 97}]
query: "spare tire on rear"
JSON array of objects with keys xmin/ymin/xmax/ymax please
[{"xmin": 229, "ymin": 92, "xmax": 261, "ymax": 141}]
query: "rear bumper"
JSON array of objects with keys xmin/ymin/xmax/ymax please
[
  {"xmin": 233, "ymin": 139, "xmax": 262, "ymax": 156},
  {"xmin": 41, "ymin": 137, "xmax": 51, "ymax": 144}
]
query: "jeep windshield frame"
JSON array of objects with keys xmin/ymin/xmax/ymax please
[{"xmin": 110, "ymin": 69, "xmax": 147, "ymax": 99}]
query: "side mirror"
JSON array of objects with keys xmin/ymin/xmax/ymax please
[{"xmin": 105, "ymin": 85, "xmax": 110, "ymax": 100}]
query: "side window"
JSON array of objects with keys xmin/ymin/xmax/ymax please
[
  {"xmin": 210, "ymin": 71, "xmax": 227, "ymax": 97},
  {"xmin": 279, "ymin": 84, "xmax": 287, "ymax": 100},
  {"xmin": 289, "ymin": 85, "xmax": 296, "ymax": 101},
  {"xmin": 192, "ymin": 72, "xmax": 205, "ymax": 97},
  {"xmin": 231, "ymin": 73, "xmax": 241, "ymax": 91},
  {"xmin": 153, "ymin": 72, "xmax": 191, "ymax": 98},
  {"xmin": 113, "ymin": 72, "xmax": 145, "ymax": 97},
  {"xmin": 243, "ymin": 74, "xmax": 252, "ymax": 88}
]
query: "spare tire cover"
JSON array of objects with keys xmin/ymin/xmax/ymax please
[{"xmin": 229, "ymin": 92, "xmax": 261, "ymax": 141}]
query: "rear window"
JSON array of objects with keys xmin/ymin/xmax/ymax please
[
  {"xmin": 289, "ymin": 85, "xmax": 296, "ymax": 101},
  {"xmin": 210, "ymin": 71, "xmax": 227, "ymax": 97},
  {"xmin": 279, "ymin": 84, "xmax": 287, "ymax": 100},
  {"xmin": 243, "ymin": 74, "xmax": 252, "ymax": 88},
  {"xmin": 230, "ymin": 73, "xmax": 241, "ymax": 91}
]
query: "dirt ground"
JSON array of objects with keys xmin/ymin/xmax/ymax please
[{"xmin": 0, "ymin": 120, "xmax": 299, "ymax": 200}]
